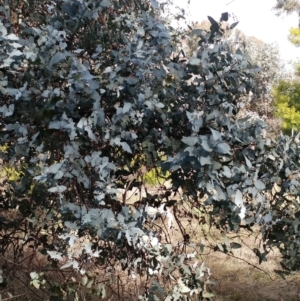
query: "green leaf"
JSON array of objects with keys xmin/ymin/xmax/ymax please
[
  {"xmin": 100, "ymin": 0, "xmax": 111, "ymax": 7},
  {"xmin": 10, "ymin": 50, "xmax": 23, "ymax": 58},
  {"xmin": 180, "ymin": 285, "xmax": 190, "ymax": 293},
  {"xmin": 82, "ymin": 275, "xmax": 88, "ymax": 286},
  {"xmin": 208, "ymin": 16, "xmax": 219, "ymax": 33},
  {"xmin": 123, "ymin": 102, "xmax": 132, "ymax": 113},
  {"xmin": 202, "ymin": 292, "xmax": 214, "ymax": 299},
  {"xmin": 222, "ymin": 166, "xmax": 231, "ymax": 178},
  {"xmin": 230, "ymin": 242, "xmax": 242, "ymax": 249},
  {"xmin": 48, "ymin": 163, "xmax": 62, "ymax": 174},
  {"xmin": 103, "ymin": 66, "xmax": 112, "ymax": 73},
  {"xmin": 178, "ymin": 279, "xmax": 191, "ymax": 293},
  {"xmin": 150, "ymin": 0, "xmax": 159, "ymax": 9},
  {"xmin": 216, "ymin": 142, "xmax": 231, "ymax": 154},
  {"xmin": 220, "ymin": 12, "xmax": 229, "ymax": 22},
  {"xmin": 230, "ymin": 22, "xmax": 239, "ymax": 29},
  {"xmin": 201, "ymin": 139, "xmax": 213, "ymax": 152},
  {"xmin": 48, "ymin": 186, "xmax": 67, "ymax": 193},
  {"xmin": 244, "ymin": 156, "xmax": 252, "ymax": 168},
  {"xmin": 47, "ymin": 251, "xmax": 63, "ymax": 261},
  {"xmin": 120, "ymin": 142, "xmax": 132, "ymax": 153},
  {"xmin": 0, "ymin": 24, "xmax": 7, "ymax": 36},
  {"xmin": 235, "ymin": 190, "xmax": 243, "ymax": 207},
  {"xmin": 32, "ymin": 279, "xmax": 40, "ymax": 289},
  {"xmin": 200, "ymin": 156, "xmax": 212, "ymax": 165},
  {"xmin": 87, "ymin": 279, "xmax": 94, "ymax": 288},
  {"xmin": 182, "ymin": 136, "xmax": 198, "ymax": 146},
  {"xmin": 191, "ymin": 29, "xmax": 204, "ymax": 36},
  {"xmin": 188, "ymin": 57, "xmax": 201, "ymax": 65},
  {"xmin": 207, "ymin": 16, "xmax": 218, "ymax": 25},
  {"xmin": 30, "ymin": 272, "xmax": 39, "ymax": 280},
  {"xmin": 255, "ymin": 180, "xmax": 265, "ymax": 190},
  {"xmin": 210, "ymin": 128, "xmax": 221, "ymax": 141},
  {"xmin": 50, "ymin": 52, "xmax": 65, "ymax": 65},
  {"xmin": 217, "ymin": 243, "xmax": 224, "ymax": 252}
]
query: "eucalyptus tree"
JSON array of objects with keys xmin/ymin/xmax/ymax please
[
  {"xmin": 184, "ymin": 20, "xmax": 284, "ymax": 137},
  {"xmin": 1, "ymin": 1, "xmax": 300, "ymax": 300},
  {"xmin": 272, "ymin": 0, "xmax": 300, "ymax": 134},
  {"xmin": 273, "ymin": 0, "xmax": 300, "ymax": 25}
]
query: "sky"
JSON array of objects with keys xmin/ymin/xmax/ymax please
[{"xmin": 172, "ymin": 0, "xmax": 299, "ymax": 66}]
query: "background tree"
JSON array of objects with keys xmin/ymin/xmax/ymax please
[
  {"xmin": 272, "ymin": 79, "xmax": 300, "ymax": 132},
  {"xmin": 273, "ymin": 0, "xmax": 300, "ymax": 26},
  {"xmin": 289, "ymin": 27, "xmax": 300, "ymax": 45},
  {"xmin": 272, "ymin": 0, "xmax": 300, "ymax": 133},
  {"xmin": 184, "ymin": 22, "xmax": 284, "ymax": 137}
]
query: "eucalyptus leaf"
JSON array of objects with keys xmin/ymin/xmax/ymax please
[
  {"xmin": 100, "ymin": 0, "xmax": 111, "ymax": 7},
  {"xmin": 50, "ymin": 52, "xmax": 65, "ymax": 65},
  {"xmin": 82, "ymin": 275, "xmax": 88, "ymax": 286},
  {"xmin": 188, "ymin": 57, "xmax": 201, "ymax": 65},
  {"xmin": 48, "ymin": 186, "xmax": 67, "ymax": 193},
  {"xmin": 220, "ymin": 12, "xmax": 229, "ymax": 22},
  {"xmin": 230, "ymin": 242, "xmax": 242, "ymax": 249},
  {"xmin": 0, "ymin": 23, "xmax": 7, "ymax": 36},
  {"xmin": 230, "ymin": 22, "xmax": 239, "ymax": 29},
  {"xmin": 202, "ymin": 292, "xmax": 214, "ymax": 299},
  {"xmin": 255, "ymin": 180, "xmax": 265, "ymax": 190},
  {"xmin": 182, "ymin": 136, "xmax": 198, "ymax": 146},
  {"xmin": 210, "ymin": 128, "xmax": 221, "ymax": 141},
  {"xmin": 150, "ymin": 0, "xmax": 159, "ymax": 9},
  {"xmin": 244, "ymin": 156, "xmax": 252, "ymax": 168},
  {"xmin": 30, "ymin": 272, "xmax": 39, "ymax": 280},
  {"xmin": 207, "ymin": 16, "xmax": 218, "ymax": 25},
  {"xmin": 31, "ymin": 279, "xmax": 40, "ymax": 289}
]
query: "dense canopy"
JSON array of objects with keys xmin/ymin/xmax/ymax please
[{"xmin": 1, "ymin": 1, "xmax": 300, "ymax": 300}]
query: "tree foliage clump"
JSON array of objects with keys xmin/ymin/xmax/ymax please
[
  {"xmin": 289, "ymin": 27, "xmax": 300, "ymax": 45},
  {"xmin": 273, "ymin": 0, "xmax": 300, "ymax": 134},
  {"xmin": 1, "ymin": 0, "xmax": 300, "ymax": 300},
  {"xmin": 184, "ymin": 21, "xmax": 284, "ymax": 137},
  {"xmin": 273, "ymin": 0, "xmax": 300, "ymax": 24},
  {"xmin": 273, "ymin": 80, "xmax": 300, "ymax": 132},
  {"xmin": 233, "ymin": 33, "xmax": 283, "ymax": 122}
]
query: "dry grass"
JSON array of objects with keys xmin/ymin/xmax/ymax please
[
  {"xmin": 1, "ymin": 183, "xmax": 300, "ymax": 301},
  {"xmin": 117, "ymin": 185, "xmax": 300, "ymax": 301},
  {"xmin": 2, "ymin": 237, "xmax": 299, "ymax": 301},
  {"xmin": 184, "ymin": 223, "xmax": 300, "ymax": 301},
  {"xmin": 207, "ymin": 243, "xmax": 300, "ymax": 301},
  {"xmin": 153, "ymin": 195, "xmax": 300, "ymax": 301}
]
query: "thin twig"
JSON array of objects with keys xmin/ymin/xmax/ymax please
[
  {"xmin": 8, "ymin": 274, "xmax": 45, "ymax": 300},
  {"xmin": 226, "ymin": 0, "xmax": 238, "ymax": 5},
  {"xmin": 223, "ymin": 251, "xmax": 274, "ymax": 280},
  {"xmin": 2, "ymin": 292, "xmax": 27, "ymax": 300}
]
